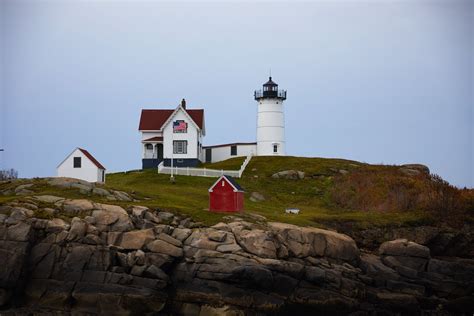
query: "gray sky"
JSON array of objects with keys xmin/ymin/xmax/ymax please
[{"xmin": 0, "ymin": 0, "xmax": 472, "ymax": 187}]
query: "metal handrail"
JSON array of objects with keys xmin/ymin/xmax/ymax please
[{"xmin": 254, "ymin": 90, "xmax": 287, "ymax": 99}]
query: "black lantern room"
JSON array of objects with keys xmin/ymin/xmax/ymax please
[{"xmin": 254, "ymin": 77, "xmax": 287, "ymax": 101}]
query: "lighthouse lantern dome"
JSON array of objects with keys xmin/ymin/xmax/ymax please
[{"xmin": 255, "ymin": 76, "xmax": 286, "ymax": 100}]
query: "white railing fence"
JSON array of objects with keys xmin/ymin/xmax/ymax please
[{"xmin": 158, "ymin": 154, "xmax": 252, "ymax": 178}]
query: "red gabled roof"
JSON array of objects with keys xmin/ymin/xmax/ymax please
[
  {"xmin": 78, "ymin": 148, "xmax": 106, "ymax": 170},
  {"xmin": 143, "ymin": 136, "xmax": 163, "ymax": 142},
  {"xmin": 209, "ymin": 175, "xmax": 244, "ymax": 192},
  {"xmin": 186, "ymin": 109, "xmax": 204, "ymax": 130},
  {"xmin": 139, "ymin": 108, "xmax": 204, "ymax": 131}
]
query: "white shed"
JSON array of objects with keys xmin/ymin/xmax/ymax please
[{"xmin": 57, "ymin": 148, "xmax": 106, "ymax": 183}]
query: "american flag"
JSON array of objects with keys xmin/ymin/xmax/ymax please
[{"xmin": 173, "ymin": 120, "xmax": 187, "ymax": 131}]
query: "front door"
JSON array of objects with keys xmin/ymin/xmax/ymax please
[
  {"xmin": 157, "ymin": 144, "xmax": 164, "ymax": 160},
  {"xmin": 205, "ymin": 148, "xmax": 212, "ymax": 163}
]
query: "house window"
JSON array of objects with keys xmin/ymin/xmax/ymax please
[
  {"xmin": 173, "ymin": 140, "xmax": 187, "ymax": 154},
  {"xmin": 173, "ymin": 120, "xmax": 188, "ymax": 133},
  {"xmin": 145, "ymin": 144, "xmax": 153, "ymax": 150},
  {"xmin": 273, "ymin": 144, "xmax": 278, "ymax": 153},
  {"xmin": 73, "ymin": 157, "xmax": 81, "ymax": 168},
  {"xmin": 230, "ymin": 145, "xmax": 237, "ymax": 156}
]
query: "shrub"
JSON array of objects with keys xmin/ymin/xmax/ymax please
[
  {"xmin": 329, "ymin": 167, "xmax": 473, "ymax": 224},
  {"xmin": 0, "ymin": 169, "xmax": 18, "ymax": 180}
]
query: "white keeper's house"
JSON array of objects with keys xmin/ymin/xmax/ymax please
[
  {"xmin": 138, "ymin": 76, "xmax": 287, "ymax": 169},
  {"xmin": 57, "ymin": 148, "xmax": 106, "ymax": 183}
]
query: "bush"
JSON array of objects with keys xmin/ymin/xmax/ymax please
[
  {"xmin": 0, "ymin": 169, "xmax": 18, "ymax": 180},
  {"xmin": 329, "ymin": 167, "xmax": 473, "ymax": 224}
]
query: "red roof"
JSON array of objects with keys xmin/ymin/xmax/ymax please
[
  {"xmin": 78, "ymin": 148, "xmax": 106, "ymax": 170},
  {"xmin": 139, "ymin": 108, "xmax": 204, "ymax": 131},
  {"xmin": 143, "ymin": 136, "xmax": 163, "ymax": 142}
]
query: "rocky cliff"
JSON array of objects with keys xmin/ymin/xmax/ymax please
[{"xmin": 1, "ymin": 196, "xmax": 473, "ymax": 315}]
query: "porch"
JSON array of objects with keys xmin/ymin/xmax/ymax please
[{"xmin": 142, "ymin": 141, "xmax": 164, "ymax": 160}]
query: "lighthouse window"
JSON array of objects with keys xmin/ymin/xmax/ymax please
[
  {"xmin": 173, "ymin": 140, "xmax": 188, "ymax": 154},
  {"xmin": 230, "ymin": 145, "xmax": 237, "ymax": 156},
  {"xmin": 273, "ymin": 145, "xmax": 278, "ymax": 153}
]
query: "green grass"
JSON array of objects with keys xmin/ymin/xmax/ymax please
[
  {"xmin": 201, "ymin": 156, "xmax": 247, "ymax": 170},
  {"xmin": 0, "ymin": 156, "xmax": 435, "ymax": 229},
  {"xmin": 105, "ymin": 156, "xmax": 432, "ymax": 228}
]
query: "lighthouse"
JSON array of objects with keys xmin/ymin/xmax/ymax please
[{"xmin": 254, "ymin": 77, "xmax": 287, "ymax": 156}]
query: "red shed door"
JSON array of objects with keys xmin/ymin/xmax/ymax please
[{"xmin": 210, "ymin": 178, "xmax": 238, "ymax": 212}]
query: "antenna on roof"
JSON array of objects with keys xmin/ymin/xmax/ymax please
[{"xmin": 269, "ymin": 68, "xmax": 271, "ymax": 78}]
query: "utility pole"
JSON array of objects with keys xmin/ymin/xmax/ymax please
[{"xmin": 170, "ymin": 126, "xmax": 175, "ymax": 183}]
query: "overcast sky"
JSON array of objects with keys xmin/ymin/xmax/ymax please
[{"xmin": 0, "ymin": 0, "xmax": 472, "ymax": 187}]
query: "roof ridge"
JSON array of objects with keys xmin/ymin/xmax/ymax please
[{"xmin": 78, "ymin": 148, "xmax": 106, "ymax": 170}]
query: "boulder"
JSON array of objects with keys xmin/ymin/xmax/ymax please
[
  {"xmin": 379, "ymin": 239, "xmax": 430, "ymax": 258},
  {"xmin": 47, "ymin": 177, "xmax": 93, "ymax": 189},
  {"xmin": 400, "ymin": 164, "xmax": 430, "ymax": 175},
  {"xmin": 71, "ymin": 183, "xmax": 93, "ymax": 193},
  {"xmin": 234, "ymin": 229, "xmax": 277, "ymax": 259},
  {"xmin": 158, "ymin": 211, "xmax": 174, "ymax": 222},
  {"xmin": 67, "ymin": 217, "xmax": 88, "ymax": 241},
  {"xmin": 269, "ymin": 222, "xmax": 360, "ymax": 263},
  {"xmin": 113, "ymin": 190, "xmax": 133, "ymax": 201},
  {"xmin": 379, "ymin": 239, "xmax": 430, "ymax": 272},
  {"xmin": 157, "ymin": 233, "xmax": 182, "ymax": 247},
  {"xmin": 6, "ymin": 222, "xmax": 31, "ymax": 241},
  {"xmin": 208, "ymin": 230, "xmax": 227, "ymax": 242},
  {"xmin": 14, "ymin": 183, "xmax": 34, "ymax": 193},
  {"xmin": 360, "ymin": 253, "xmax": 399, "ymax": 281},
  {"xmin": 147, "ymin": 240, "xmax": 183, "ymax": 257},
  {"xmin": 427, "ymin": 258, "xmax": 474, "ymax": 278},
  {"xmin": 5, "ymin": 208, "xmax": 30, "ymax": 225},
  {"xmin": 172, "ymin": 228, "xmax": 192, "ymax": 242},
  {"xmin": 46, "ymin": 218, "xmax": 69, "ymax": 233},
  {"xmin": 131, "ymin": 206, "xmax": 148, "ymax": 218},
  {"xmin": 120, "ymin": 229, "xmax": 155, "ymax": 250},
  {"xmin": 249, "ymin": 192, "xmax": 265, "ymax": 202},
  {"xmin": 62, "ymin": 199, "xmax": 94, "ymax": 214},
  {"xmin": 271, "ymin": 170, "xmax": 305, "ymax": 180},
  {"xmin": 92, "ymin": 187, "xmax": 110, "ymax": 197},
  {"xmin": 216, "ymin": 243, "xmax": 242, "ymax": 253},
  {"xmin": 382, "ymin": 255, "xmax": 428, "ymax": 272},
  {"xmin": 92, "ymin": 204, "xmax": 133, "ymax": 232},
  {"xmin": 143, "ymin": 265, "xmax": 170, "ymax": 282},
  {"xmin": 145, "ymin": 212, "xmax": 161, "ymax": 224}
]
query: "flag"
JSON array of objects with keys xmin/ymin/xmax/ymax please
[{"xmin": 173, "ymin": 120, "xmax": 187, "ymax": 132}]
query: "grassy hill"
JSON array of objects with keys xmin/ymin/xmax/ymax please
[
  {"xmin": 2, "ymin": 156, "xmax": 471, "ymax": 229},
  {"xmin": 104, "ymin": 156, "xmax": 472, "ymax": 228}
]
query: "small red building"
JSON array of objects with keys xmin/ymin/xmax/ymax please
[{"xmin": 209, "ymin": 175, "xmax": 244, "ymax": 212}]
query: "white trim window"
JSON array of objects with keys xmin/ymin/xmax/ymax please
[{"xmin": 173, "ymin": 140, "xmax": 187, "ymax": 154}]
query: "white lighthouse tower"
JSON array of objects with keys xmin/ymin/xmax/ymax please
[{"xmin": 254, "ymin": 77, "xmax": 287, "ymax": 156}]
